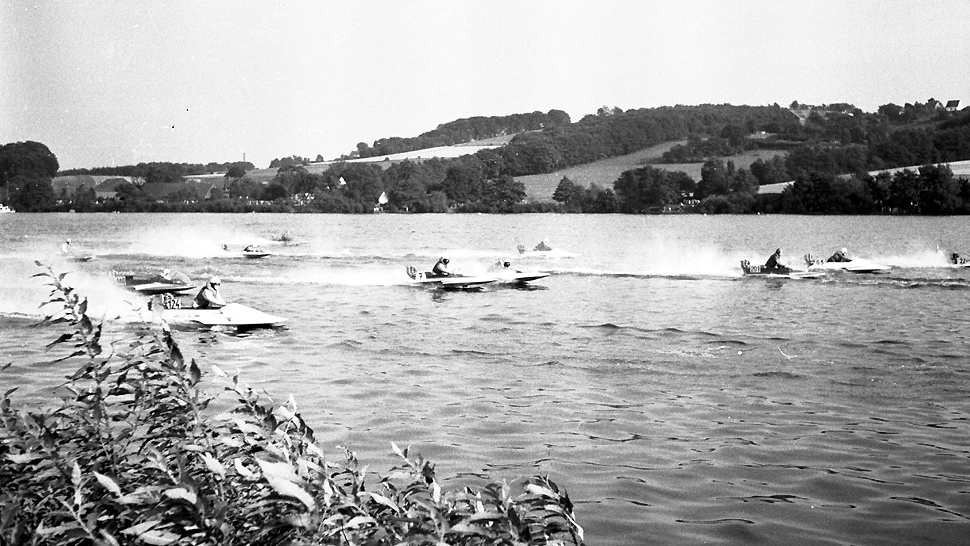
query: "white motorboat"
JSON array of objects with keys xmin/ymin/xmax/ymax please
[
  {"xmin": 151, "ymin": 301, "xmax": 286, "ymax": 328},
  {"xmin": 405, "ymin": 266, "xmax": 496, "ymax": 289},
  {"xmin": 804, "ymin": 254, "xmax": 890, "ymax": 273}
]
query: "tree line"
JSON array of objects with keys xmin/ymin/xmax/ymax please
[
  {"xmin": 551, "ymin": 161, "xmax": 970, "ymax": 215},
  {"xmin": 58, "ymin": 161, "xmax": 255, "ymax": 182},
  {"xmin": 3, "ymin": 101, "xmax": 969, "ymax": 214},
  {"xmin": 350, "ymin": 110, "xmax": 572, "ymax": 159}
]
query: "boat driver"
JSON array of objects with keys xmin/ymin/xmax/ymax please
[
  {"xmin": 432, "ymin": 257, "xmax": 452, "ymax": 277},
  {"xmin": 764, "ymin": 248, "xmax": 784, "ymax": 270},
  {"xmin": 194, "ymin": 277, "xmax": 227, "ymax": 309},
  {"xmin": 827, "ymin": 248, "xmax": 850, "ymax": 262}
]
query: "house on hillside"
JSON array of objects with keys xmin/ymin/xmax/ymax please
[
  {"xmin": 52, "ymin": 175, "xmax": 96, "ymax": 197},
  {"xmin": 94, "ymin": 177, "xmax": 132, "ymax": 200},
  {"xmin": 140, "ymin": 181, "xmax": 216, "ymax": 204},
  {"xmin": 52, "ymin": 175, "xmax": 143, "ymax": 201},
  {"xmin": 946, "ymin": 100, "xmax": 961, "ymax": 112}
]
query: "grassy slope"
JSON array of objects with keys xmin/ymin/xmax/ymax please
[
  {"xmin": 241, "ymin": 134, "xmax": 521, "ymax": 183},
  {"xmin": 516, "ymin": 143, "xmax": 787, "ymax": 201},
  {"xmin": 239, "ymin": 139, "xmax": 788, "ymax": 200}
]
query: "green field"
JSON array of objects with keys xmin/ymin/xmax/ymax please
[{"xmin": 515, "ymin": 143, "xmax": 787, "ymax": 201}]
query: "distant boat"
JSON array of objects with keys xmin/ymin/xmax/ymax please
[{"xmin": 0, "ymin": 204, "xmax": 14, "ymax": 213}]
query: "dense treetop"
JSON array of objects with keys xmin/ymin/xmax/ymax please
[{"xmin": 350, "ymin": 110, "xmax": 572, "ymax": 159}]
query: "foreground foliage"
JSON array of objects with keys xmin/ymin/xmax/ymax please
[{"xmin": 0, "ymin": 265, "xmax": 584, "ymax": 545}]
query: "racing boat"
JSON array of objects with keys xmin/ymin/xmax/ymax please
[
  {"xmin": 516, "ymin": 244, "xmax": 579, "ymax": 258},
  {"xmin": 114, "ymin": 272, "xmax": 198, "ymax": 295},
  {"xmin": 804, "ymin": 254, "xmax": 890, "ymax": 273},
  {"xmin": 405, "ymin": 265, "xmax": 496, "ymax": 289},
  {"xmin": 240, "ymin": 248, "xmax": 271, "ymax": 259},
  {"xmin": 150, "ymin": 301, "xmax": 286, "ymax": 328},
  {"xmin": 490, "ymin": 261, "xmax": 550, "ymax": 283},
  {"xmin": 222, "ymin": 244, "xmax": 271, "ymax": 259},
  {"xmin": 740, "ymin": 260, "xmax": 824, "ymax": 279},
  {"xmin": 950, "ymin": 253, "xmax": 970, "ymax": 267}
]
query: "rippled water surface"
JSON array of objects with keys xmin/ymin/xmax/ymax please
[{"xmin": 2, "ymin": 213, "xmax": 969, "ymax": 545}]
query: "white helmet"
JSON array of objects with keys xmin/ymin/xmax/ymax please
[{"xmin": 209, "ymin": 277, "xmax": 221, "ymax": 285}]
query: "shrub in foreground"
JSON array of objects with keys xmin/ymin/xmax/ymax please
[{"xmin": 0, "ymin": 265, "xmax": 584, "ymax": 545}]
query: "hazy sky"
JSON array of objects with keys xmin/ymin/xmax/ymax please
[{"xmin": 3, "ymin": 0, "xmax": 969, "ymax": 170}]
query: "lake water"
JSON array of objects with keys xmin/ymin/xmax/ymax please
[{"xmin": 2, "ymin": 213, "xmax": 969, "ymax": 545}]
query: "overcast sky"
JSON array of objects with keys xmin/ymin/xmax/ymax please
[{"xmin": 3, "ymin": 0, "xmax": 969, "ymax": 170}]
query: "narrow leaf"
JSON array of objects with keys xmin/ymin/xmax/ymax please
[
  {"xmin": 201, "ymin": 453, "xmax": 226, "ymax": 479},
  {"xmin": 137, "ymin": 529, "xmax": 180, "ymax": 545},
  {"xmin": 233, "ymin": 458, "xmax": 256, "ymax": 479},
  {"xmin": 6, "ymin": 452, "xmax": 43, "ymax": 464},
  {"xmin": 121, "ymin": 520, "xmax": 161, "ymax": 536},
  {"xmin": 94, "ymin": 472, "xmax": 122, "ymax": 496},
  {"xmin": 344, "ymin": 515, "xmax": 377, "ymax": 529},
  {"xmin": 163, "ymin": 487, "xmax": 198, "ymax": 505},
  {"xmin": 266, "ymin": 477, "xmax": 315, "ymax": 510},
  {"xmin": 257, "ymin": 459, "xmax": 300, "ymax": 482},
  {"xmin": 35, "ymin": 522, "xmax": 81, "ymax": 536},
  {"xmin": 524, "ymin": 483, "xmax": 558, "ymax": 498},
  {"xmin": 364, "ymin": 492, "xmax": 400, "ymax": 513}
]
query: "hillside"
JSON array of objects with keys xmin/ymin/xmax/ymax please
[
  {"xmin": 235, "ymin": 135, "xmax": 518, "ymax": 184},
  {"xmin": 235, "ymin": 137, "xmax": 786, "ymax": 201},
  {"xmin": 515, "ymin": 143, "xmax": 787, "ymax": 201}
]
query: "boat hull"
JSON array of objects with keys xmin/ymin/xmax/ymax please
[
  {"xmin": 130, "ymin": 282, "xmax": 198, "ymax": 295},
  {"xmin": 157, "ymin": 303, "xmax": 286, "ymax": 328},
  {"xmin": 804, "ymin": 254, "xmax": 890, "ymax": 273},
  {"xmin": 494, "ymin": 271, "xmax": 550, "ymax": 283},
  {"xmin": 114, "ymin": 273, "xmax": 198, "ymax": 295},
  {"xmin": 740, "ymin": 260, "xmax": 824, "ymax": 279},
  {"xmin": 405, "ymin": 266, "xmax": 496, "ymax": 289}
]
